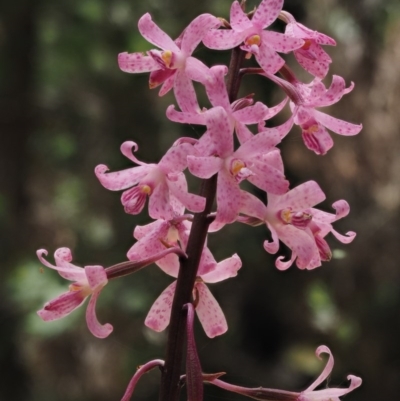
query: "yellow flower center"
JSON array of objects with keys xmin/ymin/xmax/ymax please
[
  {"xmin": 69, "ymin": 283, "xmax": 82, "ymax": 292},
  {"xmin": 141, "ymin": 185, "xmax": 152, "ymax": 195},
  {"xmin": 305, "ymin": 124, "xmax": 319, "ymax": 134},
  {"xmin": 161, "ymin": 50, "xmax": 173, "ymax": 68},
  {"xmin": 231, "ymin": 159, "xmax": 246, "ymax": 176},
  {"xmin": 280, "ymin": 209, "xmax": 292, "ymax": 224},
  {"xmin": 245, "ymin": 34, "xmax": 261, "ymax": 46}
]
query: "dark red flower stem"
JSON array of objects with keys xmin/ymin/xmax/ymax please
[{"xmin": 158, "ymin": 45, "xmax": 245, "ymax": 401}]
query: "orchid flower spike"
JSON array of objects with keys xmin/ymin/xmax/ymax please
[{"xmin": 37, "ymin": 248, "xmax": 112, "ymax": 338}]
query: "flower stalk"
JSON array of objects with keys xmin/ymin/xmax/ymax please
[{"xmin": 158, "ymin": 40, "xmax": 245, "ymax": 401}]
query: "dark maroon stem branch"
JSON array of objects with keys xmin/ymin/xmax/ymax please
[{"xmin": 158, "ymin": 45, "xmax": 245, "ymax": 401}]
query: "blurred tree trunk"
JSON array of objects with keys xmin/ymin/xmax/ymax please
[{"xmin": 0, "ymin": 0, "xmax": 38, "ymax": 398}]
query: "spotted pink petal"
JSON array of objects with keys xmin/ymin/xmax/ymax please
[
  {"xmin": 313, "ymin": 75, "xmax": 352, "ymax": 107},
  {"xmin": 84, "ymin": 265, "xmax": 108, "ymax": 290},
  {"xmin": 275, "ymin": 224, "xmax": 320, "ymax": 269},
  {"xmin": 215, "ymin": 169, "xmax": 242, "ymax": 224},
  {"xmin": 118, "ymin": 52, "xmax": 159, "ymax": 73},
  {"xmin": 195, "ymin": 282, "xmax": 227, "ymax": 338},
  {"xmin": 313, "ymin": 110, "xmax": 362, "ymax": 136},
  {"xmin": 133, "ymin": 220, "xmax": 165, "ymax": 240},
  {"xmin": 263, "ymin": 97, "xmax": 289, "ymax": 120},
  {"xmin": 232, "ymin": 102, "xmax": 269, "ymax": 124},
  {"xmin": 95, "ymin": 164, "xmax": 150, "ymax": 191},
  {"xmin": 294, "ymin": 45, "xmax": 331, "ymax": 79},
  {"xmin": 204, "ymin": 66, "xmax": 230, "ymax": 110},
  {"xmin": 197, "ymin": 247, "xmax": 218, "ymax": 277},
  {"xmin": 268, "ymin": 181, "xmax": 326, "ymax": 211},
  {"xmin": 148, "ymin": 180, "xmax": 171, "ymax": 220},
  {"xmin": 238, "ymin": 190, "xmax": 266, "ymax": 221},
  {"xmin": 234, "ymin": 130, "xmax": 282, "ymax": 159},
  {"xmin": 158, "ymin": 73, "xmax": 175, "ymax": 96},
  {"xmin": 206, "ymin": 106, "xmax": 234, "ymax": 158},
  {"xmin": 37, "ymin": 290, "xmax": 87, "ymax": 321},
  {"xmin": 158, "ymin": 142, "xmax": 193, "ymax": 173},
  {"xmin": 286, "ymin": 19, "xmax": 336, "ymax": 46},
  {"xmin": 145, "ymin": 281, "xmax": 177, "ymax": 332},
  {"xmin": 201, "ymin": 254, "xmax": 242, "ymax": 283},
  {"xmin": 185, "ymin": 56, "xmax": 213, "ymax": 84},
  {"xmin": 252, "ymin": 0, "xmax": 284, "ymax": 29},
  {"xmin": 138, "ymin": 13, "xmax": 180, "ymax": 52},
  {"xmin": 230, "ymin": 1, "xmax": 252, "ymax": 31},
  {"xmin": 187, "ymin": 155, "xmax": 223, "ymax": 178},
  {"xmin": 86, "ymin": 290, "xmax": 113, "ymax": 338},
  {"xmin": 181, "ymin": 14, "xmax": 221, "ymax": 55},
  {"xmin": 166, "ymin": 104, "xmax": 207, "ymax": 125},
  {"xmin": 235, "ymin": 122, "xmax": 255, "ymax": 144},
  {"xmin": 129, "ymin": 223, "xmax": 170, "ymax": 258},
  {"xmin": 203, "ymin": 28, "xmax": 245, "ymax": 50},
  {"xmin": 174, "ymin": 69, "xmax": 200, "ymax": 113},
  {"xmin": 262, "ymin": 30, "xmax": 304, "ymax": 53},
  {"xmin": 168, "ymin": 174, "xmax": 206, "ymax": 214},
  {"xmin": 255, "ymin": 40, "xmax": 285, "ymax": 74},
  {"xmin": 247, "ymin": 157, "xmax": 289, "ymax": 195},
  {"xmin": 262, "ymin": 148, "xmax": 285, "ymax": 173}
]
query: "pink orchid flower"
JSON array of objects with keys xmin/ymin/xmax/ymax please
[
  {"xmin": 95, "ymin": 141, "xmax": 205, "ymax": 220},
  {"xmin": 37, "ymin": 248, "xmax": 112, "ymax": 338},
  {"xmin": 145, "ymin": 249, "xmax": 242, "ymax": 338},
  {"xmin": 291, "ymin": 76, "xmax": 362, "ymax": 154},
  {"xmin": 118, "ymin": 13, "xmax": 221, "ymax": 113},
  {"xmin": 265, "ymin": 72, "xmax": 362, "ymax": 154},
  {"xmin": 187, "ymin": 106, "xmax": 289, "ymax": 226},
  {"xmin": 298, "ymin": 345, "xmax": 362, "ymax": 401},
  {"xmin": 239, "ymin": 181, "xmax": 356, "ymax": 270},
  {"xmin": 280, "ymin": 11, "xmax": 336, "ymax": 78},
  {"xmin": 167, "ymin": 65, "xmax": 288, "ymax": 144},
  {"xmin": 127, "ymin": 214, "xmax": 192, "ymax": 273},
  {"xmin": 203, "ymin": 0, "xmax": 303, "ymax": 74}
]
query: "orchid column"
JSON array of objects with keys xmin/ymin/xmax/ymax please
[{"xmin": 35, "ymin": 1, "xmax": 363, "ymax": 401}]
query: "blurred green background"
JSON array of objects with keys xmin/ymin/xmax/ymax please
[{"xmin": 1, "ymin": 0, "xmax": 400, "ymax": 400}]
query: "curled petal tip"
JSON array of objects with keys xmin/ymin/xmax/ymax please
[
  {"xmin": 347, "ymin": 374, "xmax": 362, "ymax": 389},
  {"xmin": 92, "ymin": 323, "xmax": 113, "ymax": 339},
  {"xmin": 95, "ymin": 164, "xmax": 110, "ymax": 175},
  {"xmin": 55, "ymin": 247, "xmax": 73, "ymax": 262},
  {"xmin": 316, "ymin": 344, "xmax": 331, "ymax": 357},
  {"xmin": 121, "ymin": 140, "xmax": 139, "ymax": 154},
  {"xmin": 36, "ymin": 249, "xmax": 48, "ymax": 257}
]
